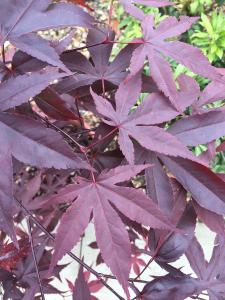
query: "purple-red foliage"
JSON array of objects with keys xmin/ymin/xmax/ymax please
[{"xmin": 0, "ymin": 0, "xmax": 225, "ymax": 299}]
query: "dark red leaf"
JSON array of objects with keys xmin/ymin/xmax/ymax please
[
  {"xmin": 141, "ymin": 273, "xmax": 207, "ymax": 300},
  {"xmin": 0, "ymin": 238, "xmax": 29, "ymax": 271},
  {"xmin": 46, "ymin": 165, "xmax": 174, "ymax": 295},
  {"xmin": 160, "ymin": 156, "xmax": 225, "ymax": 215}
]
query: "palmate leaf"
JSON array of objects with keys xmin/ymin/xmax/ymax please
[
  {"xmin": 56, "ymin": 28, "xmax": 135, "ymax": 94},
  {"xmin": 45, "ymin": 165, "xmax": 174, "ymax": 296},
  {"xmin": 0, "ymin": 0, "xmax": 93, "ymax": 71},
  {"xmin": 91, "ymin": 73, "xmax": 200, "ymax": 165},
  {"xmin": 129, "ymin": 15, "xmax": 220, "ymax": 109}
]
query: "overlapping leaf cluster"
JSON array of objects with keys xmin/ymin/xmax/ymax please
[{"xmin": 0, "ymin": 0, "xmax": 225, "ymax": 299}]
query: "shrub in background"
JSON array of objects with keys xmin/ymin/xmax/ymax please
[{"xmin": 191, "ymin": 10, "xmax": 225, "ymax": 63}]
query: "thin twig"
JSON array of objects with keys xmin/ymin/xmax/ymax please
[
  {"xmin": 86, "ymin": 127, "xmax": 118, "ymax": 150},
  {"xmin": 37, "ymin": 114, "xmax": 84, "ymax": 151},
  {"xmin": 74, "ymin": 96, "xmax": 84, "ymax": 128},
  {"xmin": 101, "ymin": 77, "xmax": 106, "ymax": 97},
  {"xmin": 27, "ymin": 217, "xmax": 45, "ymax": 300},
  {"xmin": 15, "ymin": 198, "xmax": 124, "ymax": 300},
  {"xmin": 131, "ymin": 293, "xmax": 142, "ymax": 300},
  {"xmin": 134, "ymin": 233, "xmax": 171, "ymax": 280},
  {"xmin": 101, "ymin": 274, "xmax": 149, "ymax": 284},
  {"xmin": 63, "ymin": 39, "xmax": 143, "ymax": 55},
  {"xmin": 191, "ymin": 296, "xmax": 208, "ymax": 300},
  {"xmin": 64, "ymin": 41, "xmax": 106, "ymax": 53},
  {"xmin": 1, "ymin": 44, "xmax": 6, "ymax": 64}
]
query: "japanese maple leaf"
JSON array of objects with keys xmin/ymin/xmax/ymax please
[
  {"xmin": 56, "ymin": 28, "xmax": 135, "ymax": 94},
  {"xmin": 0, "ymin": 238, "xmax": 29, "ymax": 272},
  {"xmin": 129, "ymin": 15, "xmax": 220, "ymax": 109},
  {"xmin": 91, "ymin": 73, "xmax": 200, "ymax": 165},
  {"xmin": 46, "ymin": 165, "xmax": 174, "ymax": 296},
  {"xmin": 0, "ymin": 0, "xmax": 93, "ymax": 72},
  {"xmin": 120, "ymin": 0, "xmax": 171, "ymax": 20}
]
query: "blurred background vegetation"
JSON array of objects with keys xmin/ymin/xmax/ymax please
[{"xmin": 107, "ymin": 0, "xmax": 225, "ymax": 173}]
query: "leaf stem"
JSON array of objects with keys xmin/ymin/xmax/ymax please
[
  {"xmin": 134, "ymin": 235, "xmax": 166, "ymax": 280},
  {"xmin": 86, "ymin": 127, "xmax": 118, "ymax": 150},
  {"xmin": 63, "ymin": 39, "xmax": 143, "ymax": 55},
  {"xmin": 64, "ymin": 41, "xmax": 106, "ymax": 53},
  {"xmin": 27, "ymin": 216, "xmax": 45, "ymax": 300},
  {"xmin": 74, "ymin": 96, "xmax": 84, "ymax": 128},
  {"xmin": 100, "ymin": 274, "xmax": 149, "ymax": 284},
  {"xmin": 37, "ymin": 114, "xmax": 83, "ymax": 150}
]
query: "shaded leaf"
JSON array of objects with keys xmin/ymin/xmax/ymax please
[
  {"xmin": 0, "ymin": 69, "xmax": 65, "ymax": 111},
  {"xmin": 141, "ymin": 273, "xmax": 207, "ymax": 300},
  {"xmin": 0, "ymin": 112, "xmax": 87, "ymax": 170},
  {"xmin": 168, "ymin": 109, "xmax": 225, "ymax": 146},
  {"xmin": 35, "ymin": 87, "xmax": 80, "ymax": 121},
  {"xmin": 193, "ymin": 200, "xmax": 225, "ymax": 236},
  {"xmin": 73, "ymin": 267, "xmax": 91, "ymax": 300},
  {"xmin": 160, "ymin": 156, "xmax": 225, "ymax": 215},
  {"xmin": 0, "ymin": 238, "xmax": 30, "ymax": 272},
  {"xmin": 149, "ymin": 203, "xmax": 196, "ymax": 263},
  {"xmin": 0, "ymin": 150, "xmax": 17, "ymax": 244}
]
